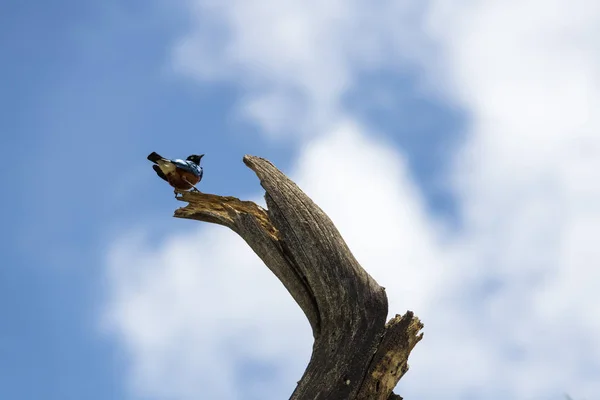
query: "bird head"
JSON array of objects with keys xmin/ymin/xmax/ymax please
[{"xmin": 186, "ymin": 154, "xmax": 205, "ymax": 165}]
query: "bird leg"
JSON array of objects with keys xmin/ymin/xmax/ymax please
[{"xmin": 183, "ymin": 177, "xmax": 201, "ymax": 193}]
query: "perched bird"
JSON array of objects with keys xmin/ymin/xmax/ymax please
[{"xmin": 147, "ymin": 151, "xmax": 204, "ymax": 193}]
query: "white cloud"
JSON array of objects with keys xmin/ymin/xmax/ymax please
[
  {"xmin": 104, "ymin": 228, "xmax": 312, "ymax": 400},
  {"xmin": 172, "ymin": 0, "xmax": 432, "ymax": 137},
  {"xmin": 422, "ymin": 0, "xmax": 600, "ymax": 398},
  {"xmin": 104, "ymin": 0, "xmax": 600, "ymax": 399},
  {"xmin": 294, "ymin": 121, "xmax": 447, "ymax": 316}
]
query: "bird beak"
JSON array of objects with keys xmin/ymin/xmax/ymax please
[{"xmin": 199, "ymin": 154, "xmax": 205, "ymax": 158}]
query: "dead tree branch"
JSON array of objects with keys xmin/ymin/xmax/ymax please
[{"xmin": 173, "ymin": 155, "xmax": 423, "ymax": 400}]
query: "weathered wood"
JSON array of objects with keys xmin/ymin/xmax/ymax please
[
  {"xmin": 356, "ymin": 312, "xmax": 424, "ymax": 400},
  {"xmin": 173, "ymin": 155, "xmax": 423, "ymax": 399}
]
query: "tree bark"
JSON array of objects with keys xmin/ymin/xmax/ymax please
[{"xmin": 173, "ymin": 155, "xmax": 423, "ymax": 400}]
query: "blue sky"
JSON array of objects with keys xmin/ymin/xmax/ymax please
[
  {"xmin": 0, "ymin": 1, "xmax": 342, "ymax": 398},
  {"xmin": 0, "ymin": 1, "xmax": 254, "ymax": 398},
  {"xmin": 2, "ymin": 1, "xmax": 600, "ymax": 399}
]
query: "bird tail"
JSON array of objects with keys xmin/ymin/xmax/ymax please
[{"xmin": 147, "ymin": 152, "xmax": 164, "ymax": 163}]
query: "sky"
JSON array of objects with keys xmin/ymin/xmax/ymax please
[{"xmin": 1, "ymin": 0, "xmax": 599, "ymax": 399}]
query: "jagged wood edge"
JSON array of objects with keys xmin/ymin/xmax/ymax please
[
  {"xmin": 173, "ymin": 155, "xmax": 423, "ymax": 399},
  {"xmin": 357, "ymin": 312, "xmax": 424, "ymax": 400}
]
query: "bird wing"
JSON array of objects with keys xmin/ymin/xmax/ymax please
[
  {"xmin": 152, "ymin": 165, "xmax": 168, "ymax": 182},
  {"xmin": 171, "ymin": 159, "xmax": 202, "ymax": 176}
]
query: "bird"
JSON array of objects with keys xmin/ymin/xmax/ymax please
[{"xmin": 147, "ymin": 151, "xmax": 204, "ymax": 193}]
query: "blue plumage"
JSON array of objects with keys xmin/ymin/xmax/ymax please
[{"xmin": 170, "ymin": 159, "xmax": 203, "ymax": 177}]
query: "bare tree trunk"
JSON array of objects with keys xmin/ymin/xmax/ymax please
[{"xmin": 173, "ymin": 155, "xmax": 423, "ymax": 400}]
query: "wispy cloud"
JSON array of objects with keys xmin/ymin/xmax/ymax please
[
  {"xmin": 104, "ymin": 228, "xmax": 312, "ymax": 399},
  {"xmin": 104, "ymin": 0, "xmax": 600, "ymax": 399},
  {"xmin": 422, "ymin": 1, "xmax": 600, "ymax": 397},
  {"xmin": 172, "ymin": 0, "xmax": 432, "ymax": 137}
]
